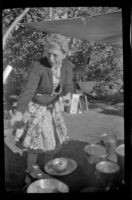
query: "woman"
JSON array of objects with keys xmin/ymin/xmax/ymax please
[{"xmin": 11, "ymin": 34, "xmax": 74, "ymax": 177}]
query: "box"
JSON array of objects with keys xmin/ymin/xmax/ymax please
[{"xmin": 70, "ymin": 94, "xmax": 80, "ymax": 114}]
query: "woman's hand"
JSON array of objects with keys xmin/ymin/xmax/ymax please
[{"xmin": 11, "ymin": 111, "xmax": 23, "ymax": 127}]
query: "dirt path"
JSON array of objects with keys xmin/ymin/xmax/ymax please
[{"xmin": 4, "ymin": 101, "xmax": 124, "ymax": 153}]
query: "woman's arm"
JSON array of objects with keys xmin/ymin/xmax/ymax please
[{"xmin": 17, "ymin": 62, "xmax": 41, "ymax": 114}]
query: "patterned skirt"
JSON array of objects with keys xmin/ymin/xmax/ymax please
[{"xmin": 15, "ymin": 101, "xmax": 69, "ymax": 153}]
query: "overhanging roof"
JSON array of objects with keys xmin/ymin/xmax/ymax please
[{"xmin": 22, "ymin": 11, "xmax": 122, "ymax": 48}]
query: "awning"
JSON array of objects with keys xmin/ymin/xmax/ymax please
[{"xmin": 22, "ymin": 11, "xmax": 122, "ymax": 48}]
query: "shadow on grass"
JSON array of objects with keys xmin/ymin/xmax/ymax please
[
  {"xmin": 98, "ymin": 107, "xmax": 124, "ymax": 117},
  {"xmin": 5, "ymin": 138, "xmax": 124, "ymax": 193},
  {"xmin": 88, "ymin": 100, "xmax": 124, "ymax": 117}
]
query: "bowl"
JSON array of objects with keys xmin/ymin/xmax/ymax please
[
  {"xmin": 27, "ymin": 178, "xmax": 69, "ymax": 193},
  {"xmin": 52, "ymin": 158, "xmax": 68, "ymax": 171},
  {"xmin": 45, "ymin": 158, "xmax": 77, "ymax": 176},
  {"xmin": 84, "ymin": 144, "xmax": 108, "ymax": 164}
]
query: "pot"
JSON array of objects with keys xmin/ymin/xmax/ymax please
[
  {"xmin": 115, "ymin": 144, "xmax": 124, "ymax": 179},
  {"xmin": 84, "ymin": 144, "xmax": 108, "ymax": 165},
  {"xmin": 100, "ymin": 133, "xmax": 117, "ymax": 156},
  {"xmin": 95, "ymin": 161, "xmax": 120, "ymax": 190}
]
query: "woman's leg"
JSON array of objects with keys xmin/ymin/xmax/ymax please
[
  {"xmin": 26, "ymin": 151, "xmax": 38, "ymax": 172},
  {"xmin": 25, "ymin": 151, "xmax": 38, "ymax": 185}
]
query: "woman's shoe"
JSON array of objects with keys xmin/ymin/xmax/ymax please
[
  {"xmin": 25, "ymin": 174, "xmax": 31, "ymax": 186},
  {"xmin": 25, "ymin": 169, "xmax": 36, "ymax": 185}
]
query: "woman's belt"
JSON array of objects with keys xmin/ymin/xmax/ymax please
[{"xmin": 32, "ymin": 93, "xmax": 59, "ymax": 107}]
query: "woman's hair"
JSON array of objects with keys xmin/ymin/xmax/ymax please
[{"xmin": 44, "ymin": 34, "xmax": 70, "ymax": 55}]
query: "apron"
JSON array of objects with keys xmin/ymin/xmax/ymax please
[{"xmin": 14, "ymin": 65, "xmax": 69, "ymax": 153}]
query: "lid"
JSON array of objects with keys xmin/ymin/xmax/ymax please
[{"xmin": 96, "ymin": 161, "xmax": 120, "ymax": 173}]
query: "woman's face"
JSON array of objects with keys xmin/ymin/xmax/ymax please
[{"xmin": 47, "ymin": 47, "xmax": 65, "ymax": 67}]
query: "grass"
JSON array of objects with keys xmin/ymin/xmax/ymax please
[{"xmin": 4, "ymin": 98, "xmax": 124, "ymax": 192}]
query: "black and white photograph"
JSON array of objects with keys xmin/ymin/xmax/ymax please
[{"xmin": 3, "ymin": 7, "xmax": 125, "ymax": 194}]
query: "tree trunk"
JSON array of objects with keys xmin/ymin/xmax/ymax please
[{"xmin": 3, "ymin": 8, "xmax": 30, "ymax": 50}]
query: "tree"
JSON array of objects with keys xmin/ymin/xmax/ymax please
[{"xmin": 3, "ymin": 8, "xmax": 30, "ymax": 50}]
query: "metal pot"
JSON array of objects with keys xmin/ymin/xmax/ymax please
[
  {"xmin": 100, "ymin": 133, "xmax": 117, "ymax": 156},
  {"xmin": 84, "ymin": 144, "xmax": 108, "ymax": 165},
  {"xmin": 115, "ymin": 144, "xmax": 124, "ymax": 179},
  {"xmin": 95, "ymin": 161, "xmax": 120, "ymax": 190}
]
